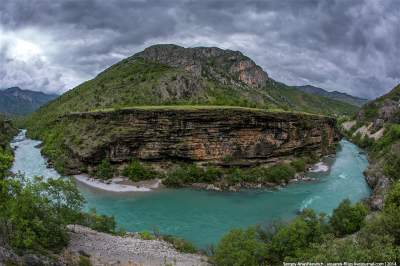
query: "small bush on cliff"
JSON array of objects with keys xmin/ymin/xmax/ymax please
[
  {"xmin": 96, "ymin": 159, "xmax": 113, "ymax": 180},
  {"xmin": 213, "ymin": 227, "xmax": 267, "ymax": 266},
  {"xmin": 329, "ymin": 199, "xmax": 368, "ymax": 236},
  {"xmin": 123, "ymin": 159, "xmax": 156, "ymax": 182}
]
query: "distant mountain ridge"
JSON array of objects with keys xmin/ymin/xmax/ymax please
[
  {"xmin": 0, "ymin": 87, "xmax": 58, "ymax": 116},
  {"xmin": 294, "ymin": 85, "xmax": 368, "ymax": 107}
]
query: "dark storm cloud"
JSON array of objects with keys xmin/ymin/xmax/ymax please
[{"xmin": 0, "ymin": 0, "xmax": 399, "ymax": 98}]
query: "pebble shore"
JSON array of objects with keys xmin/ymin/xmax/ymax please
[{"xmin": 67, "ymin": 225, "xmax": 210, "ymax": 266}]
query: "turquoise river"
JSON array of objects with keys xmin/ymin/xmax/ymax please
[{"xmin": 11, "ymin": 130, "xmax": 371, "ymax": 248}]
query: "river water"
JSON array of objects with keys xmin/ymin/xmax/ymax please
[{"xmin": 11, "ymin": 130, "xmax": 371, "ymax": 248}]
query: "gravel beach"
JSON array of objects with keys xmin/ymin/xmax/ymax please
[{"xmin": 67, "ymin": 225, "xmax": 210, "ymax": 266}]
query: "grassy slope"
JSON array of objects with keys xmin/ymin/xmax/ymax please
[{"xmin": 25, "ymin": 57, "xmax": 357, "ymax": 138}]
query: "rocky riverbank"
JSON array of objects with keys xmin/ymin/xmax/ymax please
[{"xmin": 65, "ymin": 225, "xmax": 209, "ymax": 266}]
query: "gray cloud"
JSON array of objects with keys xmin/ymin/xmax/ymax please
[{"xmin": 0, "ymin": 0, "xmax": 399, "ymax": 99}]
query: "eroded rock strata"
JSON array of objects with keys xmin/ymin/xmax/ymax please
[{"xmin": 56, "ymin": 107, "xmax": 339, "ymax": 173}]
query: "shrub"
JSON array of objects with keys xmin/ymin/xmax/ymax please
[
  {"xmin": 0, "ymin": 177, "xmax": 84, "ymax": 252},
  {"xmin": 163, "ymin": 166, "xmax": 193, "ymax": 187},
  {"xmin": 163, "ymin": 164, "xmax": 222, "ymax": 187},
  {"xmin": 225, "ymin": 168, "xmax": 246, "ymax": 185},
  {"xmin": 79, "ymin": 209, "xmax": 116, "ymax": 234},
  {"xmin": 262, "ymin": 163, "xmax": 296, "ymax": 183},
  {"xmin": 162, "ymin": 235, "xmax": 197, "ymax": 254},
  {"xmin": 123, "ymin": 159, "xmax": 155, "ymax": 182},
  {"xmin": 330, "ymin": 199, "xmax": 368, "ymax": 236},
  {"xmin": 372, "ymin": 124, "xmax": 400, "ymax": 153},
  {"xmin": 268, "ymin": 209, "xmax": 326, "ymax": 263},
  {"xmin": 139, "ymin": 231, "xmax": 155, "ymax": 240},
  {"xmin": 203, "ymin": 166, "xmax": 223, "ymax": 183},
  {"xmin": 290, "ymin": 158, "xmax": 306, "ymax": 172},
  {"xmin": 384, "ymin": 153, "xmax": 400, "ymax": 180},
  {"xmin": 213, "ymin": 227, "xmax": 267, "ymax": 266},
  {"xmin": 78, "ymin": 255, "xmax": 91, "ymax": 266},
  {"xmin": 96, "ymin": 159, "xmax": 113, "ymax": 180},
  {"xmin": 0, "ymin": 147, "xmax": 13, "ymax": 178}
]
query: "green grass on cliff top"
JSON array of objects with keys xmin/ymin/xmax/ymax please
[{"xmin": 75, "ymin": 105, "xmax": 329, "ymax": 118}]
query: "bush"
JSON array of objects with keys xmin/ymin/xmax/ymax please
[
  {"xmin": 96, "ymin": 159, "xmax": 113, "ymax": 180},
  {"xmin": 79, "ymin": 209, "xmax": 116, "ymax": 234},
  {"xmin": 262, "ymin": 163, "xmax": 296, "ymax": 183},
  {"xmin": 139, "ymin": 231, "xmax": 155, "ymax": 240},
  {"xmin": 213, "ymin": 227, "xmax": 267, "ymax": 266},
  {"xmin": 384, "ymin": 153, "xmax": 400, "ymax": 180},
  {"xmin": 330, "ymin": 199, "xmax": 368, "ymax": 236},
  {"xmin": 203, "ymin": 166, "xmax": 223, "ymax": 183},
  {"xmin": 0, "ymin": 176, "xmax": 84, "ymax": 252},
  {"xmin": 163, "ymin": 164, "xmax": 222, "ymax": 187},
  {"xmin": 268, "ymin": 209, "xmax": 326, "ymax": 263},
  {"xmin": 225, "ymin": 168, "xmax": 247, "ymax": 185},
  {"xmin": 0, "ymin": 147, "xmax": 13, "ymax": 178},
  {"xmin": 290, "ymin": 158, "xmax": 306, "ymax": 172},
  {"xmin": 78, "ymin": 255, "xmax": 91, "ymax": 266},
  {"xmin": 162, "ymin": 235, "xmax": 197, "ymax": 254},
  {"xmin": 123, "ymin": 159, "xmax": 155, "ymax": 182}
]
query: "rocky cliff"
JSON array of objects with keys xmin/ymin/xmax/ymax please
[
  {"xmin": 54, "ymin": 107, "xmax": 339, "ymax": 173},
  {"xmin": 133, "ymin": 44, "xmax": 269, "ymax": 88}
]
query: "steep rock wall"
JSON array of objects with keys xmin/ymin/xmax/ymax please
[{"xmin": 57, "ymin": 107, "xmax": 340, "ymax": 172}]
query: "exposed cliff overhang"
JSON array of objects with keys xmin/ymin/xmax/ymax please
[{"xmin": 56, "ymin": 106, "xmax": 340, "ymax": 171}]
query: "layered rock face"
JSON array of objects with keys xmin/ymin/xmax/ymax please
[
  {"xmin": 133, "ymin": 44, "xmax": 269, "ymax": 88},
  {"xmin": 59, "ymin": 107, "xmax": 339, "ymax": 171}
]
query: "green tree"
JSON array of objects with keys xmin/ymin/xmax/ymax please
[
  {"xmin": 213, "ymin": 227, "xmax": 267, "ymax": 266},
  {"xmin": 0, "ymin": 147, "xmax": 13, "ymax": 178},
  {"xmin": 0, "ymin": 176, "xmax": 84, "ymax": 252},
  {"xmin": 123, "ymin": 159, "xmax": 155, "ymax": 182},
  {"xmin": 96, "ymin": 159, "xmax": 113, "ymax": 180},
  {"xmin": 268, "ymin": 209, "xmax": 326, "ymax": 263},
  {"xmin": 330, "ymin": 199, "xmax": 368, "ymax": 236}
]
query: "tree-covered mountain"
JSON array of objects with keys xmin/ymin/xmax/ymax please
[
  {"xmin": 25, "ymin": 44, "xmax": 358, "ymax": 135},
  {"xmin": 0, "ymin": 87, "xmax": 58, "ymax": 116},
  {"xmin": 294, "ymin": 85, "xmax": 368, "ymax": 107}
]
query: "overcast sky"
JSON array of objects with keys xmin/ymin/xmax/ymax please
[{"xmin": 0, "ymin": 0, "xmax": 399, "ymax": 99}]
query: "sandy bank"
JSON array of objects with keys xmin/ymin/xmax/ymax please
[{"xmin": 74, "ymin": 175, "xmax": 162, "ymax": 192}]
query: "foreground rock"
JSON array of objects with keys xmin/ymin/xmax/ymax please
[{"xmin": 66, "ymin": 225, "xmax": 209, "ymax": 266}]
